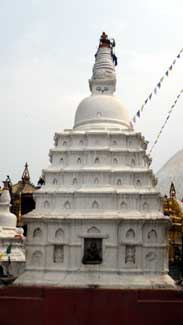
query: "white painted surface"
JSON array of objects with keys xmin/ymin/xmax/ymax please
[{"xmin": 17, "ymin": 41, "xmax": 174, "ymax": 288}]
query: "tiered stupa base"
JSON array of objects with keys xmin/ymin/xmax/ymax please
[{"xmin": 17, "ymin": 270, "xmax": 174, "ymax": 288}]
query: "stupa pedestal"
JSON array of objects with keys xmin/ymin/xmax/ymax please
[{"xmin": 17, "ymin": 33, "xmax": 174, "ymax": 288}]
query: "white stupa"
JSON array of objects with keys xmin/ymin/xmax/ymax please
[
  {"xmin": 0, "ymin": 181, "xmax": 25, "ymax": 279},
  {"xmin": 17, "ymin": 33, "xmax": 174, "ymax": 288}
]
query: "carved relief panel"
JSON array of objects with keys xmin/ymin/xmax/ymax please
[
  {"xmin": 53, "ymin": 245, "xmax": 64, "ymax": 263},
  {"xmin": 125, "ymin": 245, "xmax": 136, "ymax": 264},
  {"xmin": 31, "ymin": 251, "xmax": 43, "ymax": 267}
]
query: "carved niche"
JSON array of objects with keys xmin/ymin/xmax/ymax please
[
  {"xmin": 53, "ymin": 178, "xmax": 58, "ymax": 185},
  {"xmin": 82, "ymin": 238, "xmax": 102, "ymax": 265},
  {"xmin": 131, "ymin": 158, "xmax": 136, "ymax": 167},
  {"xmin": 125, "ymin": 245, "xmax": 136, "ymax": 264},
  {"xmin": 73, "ymin": 177, "xmax": 78, "ymax": 185},
  {"xmin": 95, "ymin": 157, "xmax": 100, "ymax": 164},
  {"xmin": 126, "ymin": 229, "xmax": 135, "ymax": 240},
  {"xmin": 143, "ymin": 202, "xmax": 149, "ymax": 211},
  {"xmin": 120, "ymin": 201, "xmax": 127, "ymax": 210},
  {"xmin": 113, "ymin": 158, "xmax": 118, "ymax": 165},
  {"xmin": 33, "ymin": 227, "xmax": 42, "ymax": 239},
  {"xmin": 44, "ymin": 200, "xmax": 50, "ymax": 209},
  {"xmin": 117, "ymin": 179, "xmax": 122, "ymax": 185},
  {"xmin": 60, "ymin": 158, "xmax": 64, "ymax": 165},
  {"xmin": 53, "ymin": 245, "xmax": 64, "ymax": 263},
  {"xmin": 136, "ymin": 179, "xmax": 141, "ymax": 187},
  {"xmin": 55, "ymin": 228, "xmax": 64, "ymax": 241},
  {"xmin": 92, "ymin": 201, "xmax": 99, "ymax": 209},
  {"xmin": 147, "ymin": 229, "xmax": 157, "ymax": 242},
  {"xmin": 31, "ymin": 251, "xmax": 43, "ymax": 266},
  {"xmin": 64, "ymin": 201, "xmax": 71, "ymax": 209},
  {"xmin": 94, "ymin": 177, "xmax": 99, "ymax": 185}
]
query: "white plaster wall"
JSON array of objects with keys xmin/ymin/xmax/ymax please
[{"xmin": 24, "ymin": 219, "xmax": 169, "ymax": 276}]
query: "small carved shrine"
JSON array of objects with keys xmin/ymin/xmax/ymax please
[{"xmin": 10, "ymin": 163, "xmax": 36, "ymax": 227}]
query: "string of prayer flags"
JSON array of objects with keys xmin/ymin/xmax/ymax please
[
  {"xmin": 149, "ymin": 88, "xmax": 183, "ymax": 154},
  {"xmin": 132, "ymin": 47, "xmax": 183, "ymax": 124}
]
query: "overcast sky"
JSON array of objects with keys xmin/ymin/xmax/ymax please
[{"xmin": 0, "ymin": 0, "xmax": 183, "ymax": 185}]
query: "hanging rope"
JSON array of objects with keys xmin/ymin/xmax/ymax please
[
  {"xmin": 132, "ymin": 47, "xmax": 183, "ymax": 124},
  {"xmin": 149, "ymin": 88, "xmax": 183, "ymax": 154}
]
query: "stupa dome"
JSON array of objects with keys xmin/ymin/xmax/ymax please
[
  {"xmin": 157, "ymin": 149, "xmax": 183, "ymax": 199},
  {"xmin": 74, "ymin": 94, "xmax": 130, "ymax": 129}
]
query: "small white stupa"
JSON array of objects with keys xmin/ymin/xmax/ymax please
[
  {"xmin": 17, "ymin": 33, "xmax": 174, "ymax": 288},
  {"xmin": 0, "ymin": 181, "xmax": 25, "ymax": 280}
]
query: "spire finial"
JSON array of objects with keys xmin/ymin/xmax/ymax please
[
  {"xmin": 22, "ymin": 162, "xmax": 30, "ymax": 183},
  {"xmin": 89, "ymin": 33, "xmax": 117, "ymax": 94},
  {"xmin": 99, "ymin": 32, "xmax": 111, "ymax": 48},
  {"xmin": 170, "ymin": 182, "xmax": 176, "ymax": 198}
]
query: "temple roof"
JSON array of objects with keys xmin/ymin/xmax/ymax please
[
  {"xmin": 11, "ymin": 163, "xmax": 36, "ymax": 195},
  {"xmin": 12, "ymin": 182, "xmax": 36, "ymax": 195}
]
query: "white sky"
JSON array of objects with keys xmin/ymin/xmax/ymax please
[{"xmin": 0, "ymin": 0, "xmax": 183, "ymax": 185}]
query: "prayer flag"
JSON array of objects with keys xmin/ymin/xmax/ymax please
[
  {"xmin": 132, "ymin": 116, "xmax": 136, "ymax": 123},
  {"xmin": 141, "ymin": 104, "xmax": 145, "ymax": 112},
  {"xmin": 137, "ymin": 110, "xmax": 140, "ymax": 117},
  {"xmin": 149, "ymin": 93, "xmax": 152, "ymax": 100}
]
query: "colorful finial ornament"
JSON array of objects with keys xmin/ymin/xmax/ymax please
[
  {"xmin": 99, "ymin": 32, "xmax": 111, "ymax": 48},
  {"xmin": 96, "ymin": 32, "xmax": 117, "ymax": 66}
]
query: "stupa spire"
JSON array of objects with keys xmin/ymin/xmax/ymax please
[
  {"xmin": 89, "ymin": 32, "xmax": 117, "ymax": 95},
  {"xmin": 74, "ymin": 33, "xmax": 130, "ymax": 130}
]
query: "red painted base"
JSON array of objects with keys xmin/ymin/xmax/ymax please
[{"xmin": 0, "ymin": 286, "xmax": 183, "ymax": 325}]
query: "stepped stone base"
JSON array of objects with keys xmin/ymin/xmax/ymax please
[{"xmin": 16, "ymin": 270, "xmax": 175, "ymax": 289}]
